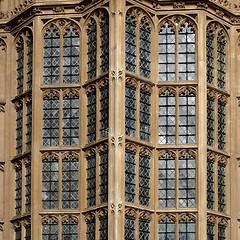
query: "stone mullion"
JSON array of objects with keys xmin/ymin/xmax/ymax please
[
  {"xmin": 109, "ymin": 1, "xmax": 126, "ymax": 240},
  {"xmin": 197, "ymin": 11, "xmax": 208, "ymax": 240}
]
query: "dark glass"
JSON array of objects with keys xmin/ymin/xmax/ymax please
[
  {"xmin": 124, "ymin": 216, "xmax": 135, "ymax": 240},
  {"xmin": 99, "ymin": 215, "xmax": 108, "ymax": 240},
  {"xmin": 62, "ymin": 221, "xmax": 78, "ymax": 240},
  {"xmin": 207, "ymin": 159, "xmax": 215, "ymax": 209},
  {"xmin": 16, "ymin": 107, "xmax": 23, "ymax": 155},
  {"xmin": 99, "ymin": 150, "xmax": 108, "ymax": 203},
  {"xmin": 218, "ymin": 99, "xmax": 226, "ymax": 150},
  {"xmin": 139, "ymin": 218, "xmax": 150, "ymax": 240},
  {"xmin": 16, "ymin": 40, "xmax": 24, "ymax": 94},
  {"xmin": 15, "ymin": 165, "xmax": 22, "ymax": 215},
  {"xmin": 100, "ymin": 83, "xmax": 109, "ymax": 138},
  {"xmin": 25, "ymin": 224, "xmax": 31, "ymax": 240},
  {"xmin": 87, "ymin": 88, "xmax": 96, "ymax": 143},
  {"xmin": 206, "ymin": 29, "xmax": 214, "ymax": 84},
  {"xmin": 217, "ymin": 33, "xmax": 226, "ymax": 89},
  {"xmin": 207, "ymin": 95, "xmax": 215, "ymax": 146},
  {"xmin": 179, "ymin": 215, "xmax": 196, "ymax": 240},
  {"xmin": 218, "ymin": 224, "xmax": 226, "ymax": 240},
  {"xmin": 218, "ymin": 163, "xmax": 226, "ymax": 212},
  {"xmin": 158, "ymin": 216, "xmax": 175, "ymax": 239},
  {"xmin": 207, "ymin": 222, "xmax": 214, "ymax": 240},
  {"xmin": 86, "ymin": 219, "xmax": 95, "ymax": 240},
  {"xmin": 42, "ymin": 222, "xmax": 58, "ymax": 240},
  {"xmin": 26, "ymin": 35, "xmax": 33, "ymax": 89},
  {"xmin": 26, "ymin": 100, "xmax": 32, "ymax": 150},
  {"xmin": 25, "ymin": 162, "xmax": 31, "ymax": 213},
  {"xmin": 15, "ymin": 227, "xmax": 22, "ymax": 240}
]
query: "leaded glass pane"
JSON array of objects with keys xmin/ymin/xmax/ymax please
[
  {"xmin": 42, "ymin": 222, "xmax": 58, "ymax": 240},
  {"xmin": 178, "ymin": 22, "xmax": 195, "ymax": 81},
  {"xmin": 16, "ymin": 107, "xmax": 23, "ymax": 155},
  {"xmin": 25, "ymin": 162, "xmax": 31, "ymax": 213},
  {"xmin": 124, "ymin": 216, "xmax": 135, "ymax": 240},
  {"xmin": 62, "ymin": 92, "xmax": 79, "ymax": 146},
  {"xmin": 218, "ymin": 99, "xmax": 226, "ymax": 150},
  {"xmin": 15, "ymin": 226, "xmax": 21, "ymax": 240},
  {"xmin": 139, "ymin": 218, "xmax": 150, "ymax": 240},
  {"xmin": 62, "ymin": 154, "xmax": 79, "ymax": 209},
  {"xmin": 42, "ymin": 154, "xmax": 59, "ymax": 209},
  {"xmin": 179, "ymin": 152, "xmax": 196, "ymax": 207},
  {"xmin": 125, "ymin": 150, "xmax": 136, "ymax": 202},
  {"xmin": 139, "ymin": 153, "xmax": 150, "ymax": 206},
  {"xmin": 43, "ymin": 93, "xmax": 59, "ymax": 146},
  {"xmin": 100, "ymin": 84, "xmax": 109, "ymax": 138},
  {"xmin": 63, "ymin": 25, "xmax": 79, "ymax": 84},
  {"xmin": 217, "ymin": 33, "xmax": 226, "ymax": 89},
  {"xmin": 207, "ymin": 222, "xmax": 214, "ymax": 240},
  {"xmin": 87, "ymin": 20, "xmax": 97, "ymax": 80},
  {"xmin": 140, "ymin": 88, "xmax": 151, "ymax": 141},
  {"xmin": 126, "ymin": 14, "xmax": 136, "ymax": 72},
  {"xmin": 207, "ymin": 95, "xmax": 215, "ymax": 146},
  {"xmin": 179, "ymin": 216, "xmax": 196, "ymax": 240},
  {"xmin": 15, "ymin": 165, "xmax": 22, "ymax": 215},
  {"xmin": 62, "ymin": 221, "xmax": 78, "ymax": 240},
  {"xmin": 26, "ymin": 99, "xmax": 32, "ymax": 150},
  {"xmin": 43, "ymin": 27, "xmax": 60, "ymax": 84},
  {"xmin": 86, "ymin": 153, "xmax": 96, "ymax": 207},
  {"xmin": 218, "ymin": 163, "xmax": 226, "ymax": 212},
  {"xmin": 99, "ymin": 150, "xmax": 108, "ymax": 203},
  {"xmin": 158, "ymin": 217, "xmax": 175, "ymax": 240},
  {"xmin": 158, "ymin": 152, "xmax": 175, "ymax": 208},
  {"xmin": 159, "ymin": 89, "xmax": 176, "ymax": 144},
  {"xmin": 100, "ymin": 16, "xmax": 109, "ymax": 74},
  {"xmin": 99, "ymin": 216, "xmax": 108, "ymax": 240},
  {"xmin": 158, "ymin": 22, "xmax": 176, "ymax": 81},
  {"xmin": 179, "ymin": 89, "xmax": 196, "ymax": 144},
  {"xmin": 125, "ymin": 83, "xmax": 136, "ymax": 137},
  {"xmin": 86, "ymin": 219, "xmax": 95, "ymax": 240},
  {"xmin": 16, "ymin": 39, "xmax": 24, "ymax": 95},
  {"xmin": 25, "ymin": 224, "xmax": 31, "ymax": 240},
  {"xmin": 207, "ymin": 159, "xmax": 214, "ymax": 210},
  {"xmin": 218, "ymin": 224, "xmax": 226, "ymax": 240},
  {"xmin": 26, "ymin": 35, "xmax": 33, "ymax": 89},
  {"xmin": 140, "ymin": 19, "xmax": 151, "ymax": 78},
  {"xmin": 206, "ymin": 29, "xmax": 214, "ymax": 84},
  {"xmin": 87, "ymin": 88, "xmax": 96, "ymax": 143}
]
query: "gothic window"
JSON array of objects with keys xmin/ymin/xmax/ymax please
[
  {"xmin": 100, "ymin": 81, "xmax": 109, "ymax": 138},
  {"xmin": 63, "ymin": 26, "xmax": 80, "ymax": 84},
  {"xmin": 25, "ymin": 161, "xmax": 31, "ymax": 213},
  {"xmin": 16, "ymin": 38, "xmax": 24, "ymax": 95},
  {"xmin": 26, "ymin": 36, "xmax": 33, "ymax": 89},
  {"xmin": 86, "ymin": 216, "xmax": 95, "ymax": 240},
  {"xmin": 15, "ymin": 102, "xmax": 23, "ymax": 155},
  {"xmin": 206, "ymin": 23, "xmax": 227, "ymax": 89},
  {"xmin": 99, "ymin": 147, "xmax": 108, "ymax": 203},
  {"xmin": 126, "ymin": 13, "xmax": 137, "ymax": 73},
  {"xmin": 218, "ymin": 98, "xmax": 226, "ymax": 150},
  {"xmin": 42, "ymin": 91, "xmax": 60, "ymax": 146},
  {"xmin": 42, "ymin": 219, "xmax": 58, "ymax": 240},
  {"xmin": 158, "ymin": 88, "xmax": 176, "ymax": 144},
  {"xmin": 25, "ymin": 98, "xmax": 32, "ymax": 150},
  {"xmin": 100, "ymin": 15, "xmax": 109, "ymax": 74},
  {"xmin": 15, "ymin": 226, "xmax": 22, "ymax": 240},
  {"xmin": 125, "ymin": 148, "xmax": 136, "ymax": 203},
  {"xmin": 62, "ymin": 90, "xmax": 79, "ymax": 146},
  {"xmin": 87, "ymin": 86, "xmax": 96, "ymax": 143},
  {"xmin": 207, "ymin": 158, "xmax": 215, "ymax": 210},
  {"xmin": 158, "ymin": 215, "xmax": 175, "ymax": 240},
  {"xmin": 218, "ymin": 223, "xmax": 226, "ymax": 240},
  {"xmin": 43, "ymin": 22, "xmax": 80, "ymax": 85},
  {"xmin": 125, "ymin": 81, "xmax": 137, "ymax": 137},
  {"xmin": 158, "ymin": 150, "xmax": 196, "ymax": 208},
  {"xmin": 139, "ymin": 151, "xmax": 150, "ymax": 206},
  {"xmin": 124, "ymin": 214, "xmax": 135, "ymax": 240},
  {"xmin": 207, "ymin": 221, "xmax": 214, "ymax": 240},
  {"xmin": 86, "ymin": 150, "xmax": 96, "ymax": 207},
  {"xmin": 15, "ymin": 163, "xmax": 22, "ymax": 215},
  {"xmin": 42, "ymin": 154, "xmax": 59, "ymax": 209},
  {"xmin": 140, "ymin": 87, "xmax": 151, "ymax": 141},
  {"xmin": 159, "ymin": 87, "xmax": 196, "ymax": 145},
  {"xmin": 218, "ymin": 162, "xmax": 226, "ymax": 212},
  {"xmin": 207, "ymin": 93, "xmax": 215, "ymax": 146},
  {"xmin": 62, "ymin": 153, "xmax": 79, "ymax": 209},
  {"xmin": 158, "ymin": 151, "xmax": 176, "ymax": 208},
  {"xmin": 87, "ymin": 19, "xmax": 97, "ymax": 79},
  {"xmin": 179, "ymin": 215, "xmax": 196, "ymax": 240},
  {"xmin": 159, "ymin": 18, "xmax": 196, "ymax": 81},
  {"xmin": 99, "ymin": 214, "xmax": 108, "ymax": 240},
  {"xmin": 125, "ymin": 10, "xmax": 151, "ymax": 78},
  {"xmin": 179, "ymin": 151, "xmax": 196, "ymax": 207},
  {"xmin": 139, "ymin": 217, "xmax": 150, "ymax": 240},
  {"xmin": 25, "ymin": 224, "xmax": 31, "ymax": 240},
  {"xmin": 62, "ymin": 218, "xmax": 78, "ymax": 240}
]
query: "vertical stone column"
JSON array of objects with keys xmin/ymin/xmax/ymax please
[{"xmin": 108, "ymin": 1, "xmax": 126, "ymax": 239}]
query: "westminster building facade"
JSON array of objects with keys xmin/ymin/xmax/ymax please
[{"xmin": 1, "ymin": 0, "xmax": 240, "ymax": 239}]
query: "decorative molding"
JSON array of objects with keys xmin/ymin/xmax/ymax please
[
  {"xmin": 230, "ymin": 16, "xmax": 240, "ymax": 24},
  {"xmin": 158, "ymin": 213, "xmax": 176, "ymax": 222},
  {"xmin": 30, "ymin": 7, "xmax": 42, "ymax": 15},
  {"xmin": 173, "ymin": 2, "xmax": 185, "ymax": 9},
  {"xmin": 0, "ymin": 222, "xmax": 3, "ymax": 231},
  {"xmin": 152, "ymin": 3, "xmax": 161, "ymax": 9},
  {"xmin": 118, "ymin": 69, "xmax": 123, "ymax": 81},
  {"xmin": 75, "ymin": 4, "xmax": 85, "ymax": 12},
  {"xmin": 41, "ymin": 215, "xmax": 58, "ymax": 224},
  {"xmin": 10, "ymin": 0, "xmax": 33, "ymax": 18},
  {"xmin": 197, "ymin": 2, "xmax": 208, "ymax": 9},
  {"xmin": 237, "ymin": 157, "xmax": 240, "ymax": 167},
  {"xmin": 0, "ymin": 101, "xmax": 6, "ymax": 112},
  {"xmin": 111, "ymin": 70, "xmax": 116, "ymax": 81},
  {"xmin": 0, "ymin": 11, "xmax": 9, "ymax": 19},
  {"xmin": 216, "ymin": 9, "xmax": 224, "ymax": 18},
  {"xmin": 53, "ymin": 7, "xmax": 65, "ymax": 13},
  {"xmin": 110, "ymin": 203, "xmax": 116, "ymax": 213},
  {"xmin": 62, "ymin": 215, "xmax": 78, "ymax": 223},
  {"xmin": 207, "ymin": 214, "xmax": 217, "ymax": 223},
  {"xmin": 0, "ymin": 163, "xmax": 4, "ymax": 172},
  {"xmin": 111, "ymin": 135, "xmax": 123, "ymax": 146},
  {"xmin": 0, "ymin": 38, "xmax": 6, "ymax": 52}
]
